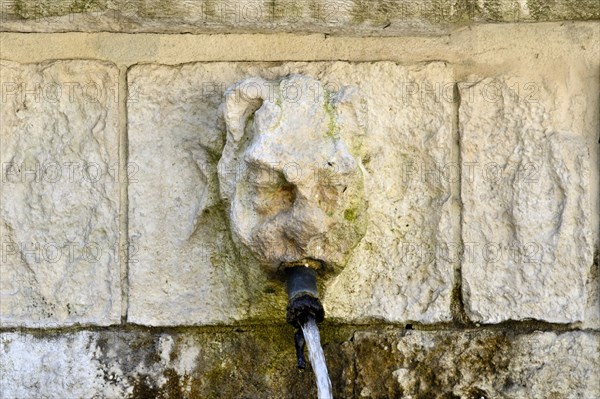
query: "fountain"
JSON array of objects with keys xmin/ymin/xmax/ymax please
[
  {"xmin": 285, "ymin": 262, "xmax": 332, "ymax": 398},
  {"xmin": 218, "ymin": 75, "xmax": 367, "ymax": 398}
]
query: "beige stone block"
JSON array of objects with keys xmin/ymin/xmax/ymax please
[
  {"xmin": 0, "ymin": 60, "xmax": 121, "ymax": 327},
  {"xmin": 459, "ymin": 76, "xmax": 596, "ymax": 324},
  {"xmin": 127, "ymin": 61, "xmax": 455, "ymax": 325}
]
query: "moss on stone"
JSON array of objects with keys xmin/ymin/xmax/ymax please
[
  {"xmin": 264, "ymin": 0, "xmax": 280, "ymax": 22},
  {"xmin": 130, "ymin": 375, "xmax": 162, "ymax": 399},
  {"xmin": 16, "ymin": 326, "xmax": 590, "ymax": 398},
  {"xmin": 352, "ymin": 330, "xmax": 513, "ymax": 398},
  {"xmin": 13, "ymin": 0, "xmax": 108, "ymax": 19},
  {"xmin": 452, "ymin": 0, "xmax": 482, "ymax": 23},
  {"xmin": 350, "ymin": 0, "xmax": 402, "ymax": 25},
  {"xmin": 95, "ymin": 323, "xmax": 359, "ymax": 398},
  {"xmin": 483, "ymin": 0, "xmax": 504, "ymax": 22},
  {"xmin": 8, "ymin": 0, "xmax": 600, "ymax": 26},
  {"xmin": 244, "ymin": 281, "xmax": 288, "ymax": 322},
  {"xmin": 563, "ymin": 0, "xmax": 600, "ymax": 20},
  {"xmin": 137, "ymin": 0, "xmax": 184, "ymax": 19},
  {"xmin": 527, "ymin": 0, "xmax": 552, "ymax": 21},
  {"xmin": 343, "ymin": 207, "xmax": 357, "ymax": 222},
  {"xmin": 353, "ymin": 332, "xmax": 405, "ymax": 397},
  {"xmin": 69, "ymin": 0, "xmax": 104, "ymax": 13}
]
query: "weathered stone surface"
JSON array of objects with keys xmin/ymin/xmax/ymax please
[
  {"xmin": 0, "ymin": 332, "xmax": 127, "ymax": 398},
  {"xmin": 352, "ymin": 329, "xmax": 600, "ymax": 399},
  {"xmin": 1, "ymin": 0, "xmax": 598, "ymax": 34},
  {"xmin": 127, "ymin": 63, "xmax": 251, "ymax": 326},
  {"xmin": 459, "ymin": 76, "xmax": 596, "ymax": 324},
  {"xmin": 1, "ymin": 328, "xmax": 598, "ymax": 398},
  {"xmin": 0, "ymin": 60, "xmax": 121, "ymax": 327},
  {"xmin": 0, "ymin": 327, "xmax": 336, "ymax": 399},
  {"xmin": 127, "ymin": 61, "xmax": 455, "ymax": 325},
  {"xmin": 219, "ymin": 74, "xmax": 367, "ymax": 274}
]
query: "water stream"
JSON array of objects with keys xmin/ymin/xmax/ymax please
[{"xmin": 301, "ymin": 317, "xmax": 333, "ymax": 399}]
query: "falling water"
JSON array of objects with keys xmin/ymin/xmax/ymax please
[{"xmin": 301, "ymin": 317, "xmax": 333, "ymax": 399}]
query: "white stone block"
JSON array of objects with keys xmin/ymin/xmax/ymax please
[
  {"xmin": 0, "ymin": 60, "xmax": 121, "ymax": 327},
  {"xmin": 459, "ymin": 76, "xmax": 596, "ymax": 323}
]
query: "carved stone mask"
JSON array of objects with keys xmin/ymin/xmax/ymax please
[{"xmin": 218, "ymin": 75, "xmax": 367, "ymax": 274}]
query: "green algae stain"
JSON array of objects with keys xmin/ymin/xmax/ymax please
[
  {"xmin": 527, "ymin": 0, "xmax": 551, "ymax": 21},
  {"xmin": 137, "ymin": 0, "xmax": 184, "ymax": 19},
  {"xmin": 11, "ymin": 0, "xmax": 187, "ymax": 20},
  {"xmin": 13, "ymin": 0, "xmax": 108, "ymax": 19},
  {"xmin": 350, "ymin": 0, "xmax": 402, "ymax": 24},
  {"xmin": 452, "ymin": 0, "xmax": 482, "ymax": 22},
  {"xmin": 483, "ymin": 0, "xmax": 503, "ymax": 21},
  {"xmin": 264, "ymin": 0, "xmax": 280, "ymax": 22},
  {"xmin": 411, "ymin": 334, "xmax": 510, "ymax": 398},
  {"xmin": 563, "ymin": 0, "xmax": 600, "ymax": 20},
  {"xmin": 344, "ymin": 208, "xmax": 357, "ymax": 222}
]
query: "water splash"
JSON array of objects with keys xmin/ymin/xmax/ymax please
[{"xmin": 301, "ymin": 317, "xmax": 333, "ymax": 399}]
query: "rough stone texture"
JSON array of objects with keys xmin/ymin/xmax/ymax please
[
  {"xmin": 1, "ymin": 21, "xmax": 598, "ymax": 399},
  {"xmin": 0, "ymin": 60, "xmax": 121, "ymax": 327},
  {"xmin": 0, "ymin": 332, "xmax": 127, "ymax": 398},
  {"xmin": 352, "ymin": 329, "xmax": 600, "ymax": 399},
  {"xmin": 1, "ymin": 328, "xmax": 598, "ymax": 398},
  {"xmin": 128, "ymin": 61, "xmax": 455, "ymax": 325},
  {"xmin": 1, "ymin": 0, "xmax": 598, "ymax": 34},
  {"xmin": 219, "ymin": 75, "xmax": 367, "ymax": 273},
  {"xmin": 459, "ymin": 76, "xmax": 596, "ymax": 324}
]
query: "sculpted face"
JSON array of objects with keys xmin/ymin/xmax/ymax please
[{"xmin": 218, "ymin": 75, "xmax": 367, "ymax": 274}]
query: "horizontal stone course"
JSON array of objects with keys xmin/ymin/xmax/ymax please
[
  {"xmin": 1, "ymin": 57, "xmax": 597, "ymax": 330},
  {"xmin": 1, "ymin": 328, "xmax": 598, "ymax": 398},
  {"xmin": 1, "ymin": 0, "xmax": 598, "ymax": 34}
]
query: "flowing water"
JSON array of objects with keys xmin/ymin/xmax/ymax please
[{"xmin": 301, "ymin": 317, "xmax": 333, "ymax": 399}]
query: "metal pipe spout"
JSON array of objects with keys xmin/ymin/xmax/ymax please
[
  {"xmin": 285, "ymin": 265, "xmax": 324, "ymax": 327},
  {"xmin": 284, "ymin": 264, "xmax": 325, "ymax": 369}
]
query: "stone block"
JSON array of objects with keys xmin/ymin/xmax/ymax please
[
  {"xmin": 1, "ymin": 1, "xmax": 597, "ymax": 34},
  {"xmin": 127, "ymin": 61, "xmax": 455, "ymax": 325},
  {"xmin": 1, "ymin": 328, "xmax": 598, "ymax": 398},
  {"xmin": 459, "ymin": 76, "xmax": 596, "ymax": 324},
  {"xmin": 0, "ymin": 60, "xmax": 121, "ymax": 327},
  {"xmin": 352, "ymin": 329, "xmax": 600, "ymax": 398}
]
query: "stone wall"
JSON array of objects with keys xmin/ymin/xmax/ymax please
[
  {"xmin": 2, "ymin": 0, "xmax": 599, "ymax": 34},
  {"xmin": 1, "ymin": 2, "xmax": 599, "ymax": 398}
]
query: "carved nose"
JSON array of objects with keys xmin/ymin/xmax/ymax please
[{"xmin": 285, "ymin": 191, "xmax": 329, "ymax": 242}]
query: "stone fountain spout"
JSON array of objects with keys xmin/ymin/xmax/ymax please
[
  {"xmin": 218, "ymin": 74, "xmax": 367, "ymax": 398},
  {"xmin": 283, "ymin": 260, "xmax": 325, "ymax": 369}
]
